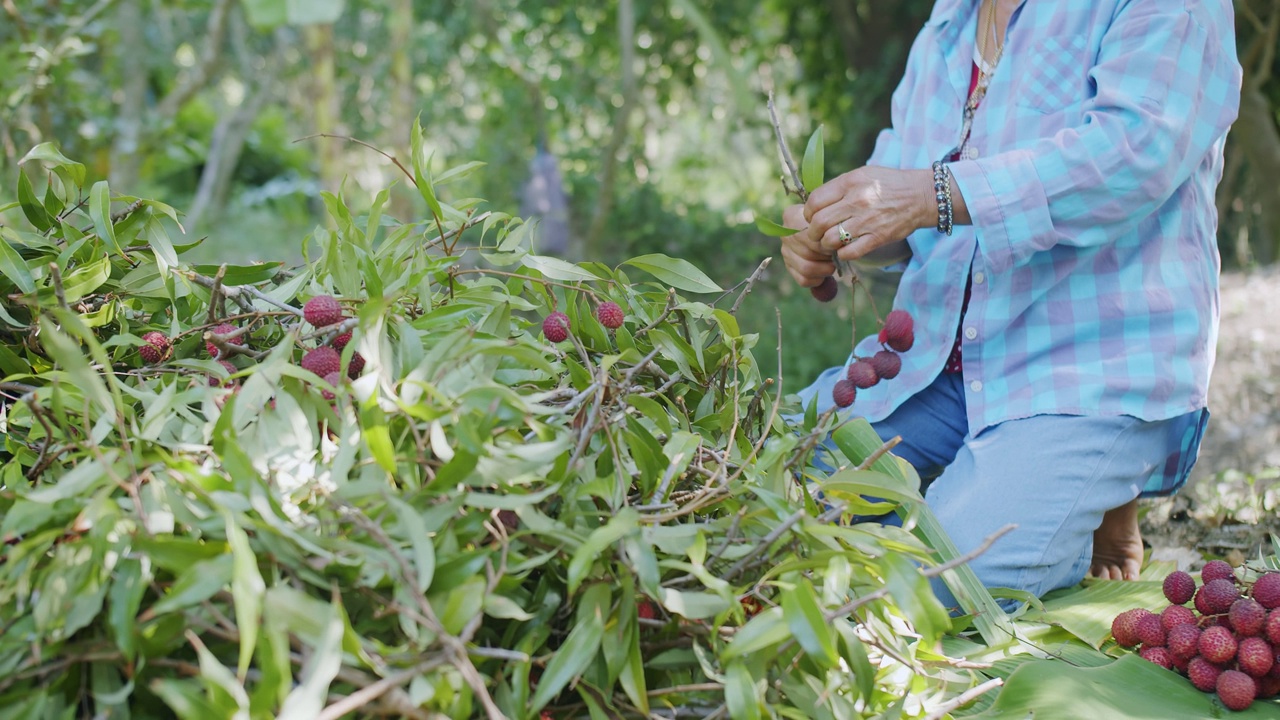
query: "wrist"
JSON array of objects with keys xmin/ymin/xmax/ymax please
[{"xmin": 913, "ymin": 168, "xmax": 938, "ymax": 232}]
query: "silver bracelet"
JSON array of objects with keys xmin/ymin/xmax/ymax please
[{"xmin": 932, "ymin": 161, "xmax": 954, "ymax": 236}]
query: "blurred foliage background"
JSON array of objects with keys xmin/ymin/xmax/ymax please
[{"xmin": 2, "ymin": 0, "xmax": 1278, "ymax": 385}]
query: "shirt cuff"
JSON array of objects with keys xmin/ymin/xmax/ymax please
[{"xmin": 948, "ymin": 151, "xmax": 1054, "ymax": 273}]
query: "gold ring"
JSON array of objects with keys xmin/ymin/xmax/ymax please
[{"xmin": 837, "ymin": 223, "xmax": 853, "ymax": 246}]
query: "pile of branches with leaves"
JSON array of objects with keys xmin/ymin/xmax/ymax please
[{"xmin": 0, "ymin": 134, "xmax": 1002, "ymax": 719}]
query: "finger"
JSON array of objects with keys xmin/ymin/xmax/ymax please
[
  {"xmin": 782, "ymin": 204, "xmax": 808, "ymax": 230},
  {"xmin": 785, "ymin": 236, "xmax": 834, "ymax": 263},
  {"xmin": 780, "ymin": 246, "xmax": 835, "ymax": 286},
  {"xmin": 803, "ymin": 179, "xmax": 846, "ymax": 223},
  {"xmin": 835, "ymin": 234, "xmax": 882, "ymax": 262}
]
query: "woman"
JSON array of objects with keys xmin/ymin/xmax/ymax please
[{"xmin": 781, "ymin": 0, "xmax": 1242, "ymax": 610}]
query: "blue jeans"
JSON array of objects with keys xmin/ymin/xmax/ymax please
[{"xmin": 802, "ymin": 371, "xmax": 1207, "ymax": 611}]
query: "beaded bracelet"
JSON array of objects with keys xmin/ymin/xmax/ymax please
[{"xmin": 932, "ymin": 161, "xmax": 954, "ymax": 236}]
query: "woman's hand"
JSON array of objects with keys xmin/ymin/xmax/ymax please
[
  {"xmin": 778, "ymin": 204, "xmax": 834, "ymax": 288},
  {"xmin": 803, "ymin": 167, "xmax": 936, "ymax": 262}
]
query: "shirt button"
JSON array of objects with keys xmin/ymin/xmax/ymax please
[
  {"xmin": 973, "ymin": 272, "xmax": 986, "ymax": 284},
  {"xmin": 964, "ymin": 327, "xmax": 978, "ymax": 340},
  {"xmin": 969, "ymin": 380, "xmax": 983, "ymax": 392}
]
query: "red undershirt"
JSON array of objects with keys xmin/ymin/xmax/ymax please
[{"xmin": 943, "ymin": 61, "xmax": 981, "ymax": 375}]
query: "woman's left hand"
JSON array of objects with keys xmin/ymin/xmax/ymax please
[{"xmin": 803, "ymin": 166, "xmax": 936, "ymax": 262}]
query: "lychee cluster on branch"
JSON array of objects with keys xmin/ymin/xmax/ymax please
[
  {"xmin": 831, "ymin": 308, "xmax": 915, "ymax": 410},
  {"xmin": 1113, "ymin": 564, "xmax": 1280, "ymax": 711}
]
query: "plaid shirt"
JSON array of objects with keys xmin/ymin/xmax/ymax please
[{"xmin": 844, "ymin": 0, "xmax": 1242, "ymax": 437}]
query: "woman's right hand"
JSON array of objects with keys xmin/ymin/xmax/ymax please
[{"xmin": 779, "ymin": 204, "xmax": 835, "ymax": 288}]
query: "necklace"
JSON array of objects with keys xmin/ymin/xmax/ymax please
[{"xmin": 946, "ymin": 0, "xmax": 1005, "ymax": 162}]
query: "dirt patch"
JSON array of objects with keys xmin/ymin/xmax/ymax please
[{"xmin": 1143, "ymin": 266, "xmax": 1280, "ymax": 568}]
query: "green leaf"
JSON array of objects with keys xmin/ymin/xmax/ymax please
[
  {"xmin": 0, "ymin": 231, "xmax": 36, "ymax": 294},
  {"xmin": 782, "ymin": 577, "xmax": 839, "ymax": 668},
  {"xmin": 568, "ymin": 509, "xmax": 638, "ymax": 594},
  {"xmin": 277, "ymin": 597, "xmax": 345, "ymax": 720},
  {"xmin": 360, "ymin": 403, "xmax": 398, "ymax": 475},
  {"xmin": 19, "ymin": 142, "xmax": 86, "ymax": 187},
  {"xmin": 1021, "ymin": 579, "xmax": 1167, "ymax": 649},
  {"xmin": 970, "ymin": 654, "xmax": 1280, "ymax": 719},
  {"xmin": 146, "ymin": 554, "xmax": 234, "ymax": 618},
  {"xmin": 658, "ymin": 589, "xmax": 731, "ymax": 620},
  {"xmin": 802, "ymin": 125, "xmax": 825, "ymax": 193},
  {"xmin": 389, "ymin": 495, "xmax": 436, "ymax": 593},
  {"xmin": 747, "ymin": 213, "xmax": 798, "ymax": 237},
  {"xmin": 225, "ymin": 513, "xmax": 265, "ymax": 678},
  {"xmin": 17, "ymin": 171, "xmax": 53, "ymax": 232},
  {"xmin": 108, "ymin": 557, "xmax": 148, "ymax": 662},
  {"xmin": 520, "ymin": 254, "xmax": 601, "ymax": 282},
  {"xmin": 191, "ymin": 263, "xmax": 284, "ymax": 286},
  {"xmin": 529, "ymin": 584, "xmax": 610, "ymax": 713},
  {"xmin": 721, "ymin": 607, "xmax": 789, "ymax": 660},
  {"xmin": 724, "ymin": 661, "xmax": 762, "ymax": 720},
  {"xmin": 89, "ymin": 181, "xmax": 121, "ymax": 255},
  {"xmin": 623, "ymin": 254, "xmax": 722, "ymax": 293}
]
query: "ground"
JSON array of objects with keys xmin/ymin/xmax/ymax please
[{"xmin": 1143, "ymin": 265, "xmax": 1280, "ymax": 569}]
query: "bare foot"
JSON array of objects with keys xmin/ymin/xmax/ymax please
[{"xmin": 1090, "ymin": 498, "xmax": 1144, "ymax": 581}]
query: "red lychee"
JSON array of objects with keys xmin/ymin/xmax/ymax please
[
  {"xmin": 1164, "ymin": 570, "xmax": 1197, "ymax": 605},
  {"xmin": 595, "ymin": 301, "xmax": 624, "ymax": 329},
  {"xmin": 1217, "ymin": 669, "xmax": 1257, "ymax": 711},
  {"xmin": 139, "ymin": 331, "xmax": 169, "ymax": 364},
  {"xmin": 1258, "ymin": 675, "xmax": 1280, "ymax": 699},
  {"xmin": 1266, "ymin": 610, "xmax": 1280, "ymax": 645},
  {"xmin": 1136, "ymin": 613, "xmax": 1166, "ymax": 647},
  {"xmin": 1167, "ymin": 624, "xmax": 1202, "ymax": 661},
  {"xmin": 870, "ymin": 349, "xmax": 902, "ymax": 379},
  {"xmin": 1238, "ymin": 637, "xmax": 1275, "ymax": 678},
  {"xmin": 209, "ymin": 360, "xmax": 237, "ymax": 387},
  {"xmin": 1189, "ymin": 656, "xmax": 1224, "ymax": 692},
  {"xmin": 810, "ymin": 276, "xmax": 838, "ymax": 303},
  {"xmin": 497, "ymin": 509, "xmax": 519, "ymax": 532},
  {"xmin": 542, "ymin": 312, "xmax": 570, "ymax": 343},
  {"xmin": 303, "ymin": 295, "xmax": 343, "ymax": 328},
  {"xmin": 1139, "ymin": 645, "xmax": 1174, "ymax": 669},
  {"xmin": 1199, "ymin": 578, "xmax": 1242, "ymax": 615},
  {"xmin": 832, "ymin": 379, "xmax": 857, "ymax": 409},
  {"xmin": 206, "ymin": 323, "xmax": 245, "ymax": 357},
  {"xmin": 331, "ymin": 331, "xmax": 352, "ymax": 351},
  {"xmin": 1199, "ymin": 625, "xmax": 1239, "ymax": 664},
  {"xmin": 1231, "ymin": 598, "xmax": 1267, "ymax": 637},
  {"xmin": 1253, "ymin": 573, "xmax": 1280, "ymax": 610},
  {"xmin": 846, "ymin": 360, "xmax": 880, "ymax": 389},
  {"xmin": 301, "ymin": 346, "xmax": 341, "ymax": 378},
  {"xmin": 321, "ymin": 371, "xmax": 341, "ymax": 401},
  {"xmin": 347, "ymin": 351, "xmax": 365, "ymax": 379},
  {"xmin": 1202, "ymin": 560, "xmax": 1235, "ymax": 584},
  {"xmin": 1162, "ymin": 604, "xmax": 1198, "ymax": 631},
  {"xmin": 637, "ymin": 600, "xmax": 657, "ymax": 620},
  {"xmin": 1111, "ymin": 608, "xmax": 1152, "ymax": 648},
  {"xmin": 881, "ymin": 310, "xmax": 915, "ymax": 352}
]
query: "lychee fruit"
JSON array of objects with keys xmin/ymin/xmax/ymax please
[
  {"xmin": 1253, "ymin": 573, "xmax": 1280, "ymax": 610},
  {"xmin": 206, "ymin": 323, "xmax": 245, "ymax": 357},
  {"xmin": 637, "ymin": 600, "xmax": 657, "ymax": 620},
  {"xmin": 1217, "ymin": 669, "xmax": 1257, "ymax": 711},
  {"xmin": 832, "ymin": 379, "xmax": 857, "ymax": 409},
  {"xmin": 542, "ymin": 312, "xmax": 570, "ymax": 343},
  {"xmin": 497, "ymin": 510, "xmax": 519, "ymax": 532},
  {"xmin": 347, "ymin": 351, "xmax": 365, "ymax": 379},
  {"xmin": 1199, "ymin": 625, "xmax": 1238, "ymax": 664},
  {"xmin": 303, "ymin": 295, "xmax": 343, "ymax": 328},
  {"xmin": 1231, "ymin": 598, "xmax": 1267, "ymax": 637},
  {"xmin": 846, "ymin": 360, "xmax": 880, "ymax": 389},
  {"xmin": 1111, "ymin": 608, "xmax": 1151, "ymax": 648},
  {"xmin": 139, "ymin": 331, "xmax": 169, "ymax": 364},
  {"xmin": 1189, "ymin": 656, "xmax": 1224, "ymax": 692},
  {"xmin": 1162, "ymin": 604, "xmax": 1198, "ymax": 631},
  {"xmin": 301, "ymin": 346, "xmax": 341, "ymax": 378},
  {"xmin": 870, "ymin": 349, "xmax": 902, "ymax": 379},
  {"xmin": 1258, "ymin": 675, "xmax": 1280, "ymax": 699},
  {"xmin": 1266, "ymin": 611, "xmax": 1280, "ymax": 645},
  {"xmin": 1238, "ymin": 637, "xmax": 1275, "ymax": 678},
  {"xmin": 320, "ymin": 371, "xmax": 341, "ymax": 401},
  {"xmin": 595, "ymin": 301, "xmax": 624, "ymax": 329},
  {"xmin": 1198, "ymin": 578, "xmax": 1241, "ymax": 615},
  {"xmin": 1164, "ymin": 570, "xmax": 1196, "ymax": 605},
  {"xmin": 1167, "ymin": 624, "xmax": 1202, "ymax": 660},
  {"xmin": 1202, "ymin": 560, "xmax": 1235, "ymax": 584},
  {"xmin": 1136, "ymin": 613, "xmax": 1166, "ymax": 647},
  {"xmin": 810, "ymin": 276, "xmax": 838, "ymax": 303},
  {"xmin": 881, "ymin": 310, "xmax": 915, "ymax": 352},
  {"xmin": 209, "ymin": 360, "xmax": 237, "ymax": 387},
  {"xmin": 331, "ymin": 331, "xmax": 352, "ymax": 351},
  {"xmin": 1139, "ymin": 645, "xmax": 1173, "ymax": 669}
]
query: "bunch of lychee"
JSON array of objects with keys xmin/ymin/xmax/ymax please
[
  {"xmin": 1111, "ymin": 561, "xmax": 1280, "ymax": 710},
  {"xmin": 831, "ymin": 309, "xmax": 914, "ymax": 409},
  {"xmin": 541, "ymin": 301, "xmax": 626, "ymax": 344}
]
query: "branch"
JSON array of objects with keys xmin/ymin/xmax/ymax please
[
  {"xmin": 317, "ymin": 658, "xmax": 446, "ymax": 720},
  {"xmin": 767, "ymin": 93, "xmax": 806, "ymax": 201},
  {"xmin": 921, "ymin": 677, "xmax": 1004, "ymax": 720}
]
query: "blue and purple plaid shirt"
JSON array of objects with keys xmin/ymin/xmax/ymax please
[{"xmin": 839, "ymin": 0, "xmax": 1242, "ymax": 449}]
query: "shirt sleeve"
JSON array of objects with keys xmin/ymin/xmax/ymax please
[{"xmin": 948, "ymin": 1, "xmax": 1242, "ymax": 273}]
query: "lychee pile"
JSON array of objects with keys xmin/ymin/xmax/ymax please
[
  {"xmin": 831, "ymin": 309, "xmax": 914, "ymax": 409},
  {"xmin": 541, "ymin": 301, "xmax": 629, "ymax": 344},
  {"xmin": 1112, "ymin": 562, "xmax": 1280, "ymax": 711}
]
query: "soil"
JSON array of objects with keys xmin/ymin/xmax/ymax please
[{"xmin": 1142, "ymin": 265, "xmax": 1280, "ymax": 570}]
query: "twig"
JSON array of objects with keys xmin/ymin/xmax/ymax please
[
  {"xmin": 721, "ymin": 509, "xmax": 807, "ymax": 583},
  {"xmin": 921, "ymin": 677, "xmax": 1004, "ymax": 720},
  {"xmin": 48, "ymin": 263, "xmax": 66, "ymax": 310},
  {"xmin": 767, "ymin": 93, "xmax": 806, "ymax": 201},
  {"xmin": 728, "ymin": 257, "xmax": 772, "ymax": 315},
  {"xmin": 635, "ymin": 289, "xmax": 677, "ymax": 337},
  {"xmin": 854, "ymin": 435, "xmax": 902, "ymax": 472},
  {"xmin": 182, "ymin": 269, "xmax": 304, "ymax": 317},
  {"xmin": 316, "ymin": 657, "xmax": 447, "ymax": 720},
  {"xmin": 206, "ymin": 264, "xmax": 226, "ymax": 324}
]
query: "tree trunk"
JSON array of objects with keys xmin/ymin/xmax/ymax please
[
  {"xmin": 305, "ymin": 23, "xmax": 343, "ymax": 199},
  {"xmin": 583, "ymin": 0, "xmax": 637, "ymax": 262},
  {"xmin": 185, "ymin": 83, "xmax": 268, "ymax": 234}
]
